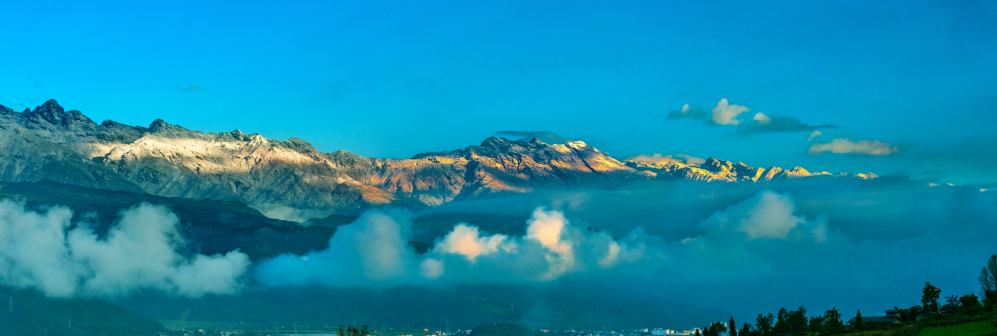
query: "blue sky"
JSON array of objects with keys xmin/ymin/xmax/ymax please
[{"xmin": 2, "ymin": 0, "xmax": 996, "ymax": 183}]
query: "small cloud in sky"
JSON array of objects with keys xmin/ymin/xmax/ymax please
[
  {"xmin": 753, "ymin": 112, "xmax": 771, "ymax": 124},
  {"xmin": 733, "ymin": 112, "xmax": 839, "ymax": 136},
  {"xmin": 808, "ymin": 138, "xmax": 899, "ymax": 156},
  {"xmin": 668, "ymin": 99, "xmax": 839, "ymax": 136},
  {"xmin": 667, "ymin": 98, "xmax": 750, "ymax": 126},
  {"xmin": 667, "ymin": 104, "xmax": 712, "ymax": 123},
  {"xmin": 169, "ymin": 82, "xmax": 204, "ymax": 92},
  {"xmin": 710, "ymin": 98, "xmax": 751, "ymax": 125},
  {"xmin": 808, "ymin": 130, "xmax": 823, "ymax": 141}
]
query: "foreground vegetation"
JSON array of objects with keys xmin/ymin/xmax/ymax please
[
  {"xmin": 696, "ymin": 254, "xmax": 997, "ymax": 336},
  {"xmin": 918, "ymin": 320, "xmax": 997, "ymax": 336}
]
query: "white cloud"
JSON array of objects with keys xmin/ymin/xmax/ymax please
[
  {"xmin": 0, "ymin": 200, "xmax": 250, "ymax": 298},
  {"xmin": 808, "ymin": 130, "xmax": 822, "ymax": 141},
  {"xmin": 676, "ymin": 154, "xmax": 707, "ymax": 165},
  {"xmin": 808, "ymin": 138, "xmax": 899, "ymax": 156},
  {"xmin": 524, "ymin": 208, "xmax": 576, "ymax": 279},
  {"xmin": 432, "ymin": 224, "xmax": 516, "ymax": 262},
  {"xmin": 711, "ymin": 98, "xmax": 751, "ymax": 125},
  {"xmin": 419, "ymin": 258, "xmax": 444, "ymax": 279},
  {"xmin": 695, "ymin": 190, "xmax": 833, "ymax": 242},
  {"xmin": 752, "ymin": 112, "xmax": 772, "ymax": 125},
  {"xmin": 254, "ymin": 209, "xmax": 420, "ymax": 287}
]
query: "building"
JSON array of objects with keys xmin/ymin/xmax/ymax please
[{"xmin": 846, "ymin": 310, "xmax": 900, "ymax": 326}]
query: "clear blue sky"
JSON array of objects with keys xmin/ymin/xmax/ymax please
[{"xmin": 2, "ymin": 0, "xmax": 996, "ymax": 183}]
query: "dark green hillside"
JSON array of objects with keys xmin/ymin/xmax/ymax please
[
  {"xmin": 0, "ymin": 287, "xmax": 164, "ymax": 336},
  {"xmin": 469, "ymin": 323, "xmax": 529, "ymax": 336}
]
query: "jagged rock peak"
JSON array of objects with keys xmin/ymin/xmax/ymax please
[
  {"xmin": 149, "ymin": 118, "xmax": 170, "ymax": 130},
  {"xmin": 702, "ymin": 157, "xmax": 732, "ymax": 172},
  {"xmin": 37, "ymin": 99, "xmax": 64, "ymax": 114},
  {"xmin": 283, "ymin": 137, "xmax": 318, "ymax": 154},
  {"xmin": 148, "ymin": 118, "xmax": 191, "ymax": 134},
  {"xmin": 23, "ymin": 99, "xmax": 94, "ymax": 127},
  {"xmin": 413, "ymin": 136, "xmax": 551, "ymax": 159},
  {"xmin": 480, "ymin": 136, "xmax": 543, "ymax": 149},
  {"xmin": 0, "ymin": 103, "xmax": 14, "ymax": 114}
]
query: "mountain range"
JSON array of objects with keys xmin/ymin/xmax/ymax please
[
  {"xmin": 0, "ymin": 99, "xmax": 895, "ymax": 330},
  {"xmin": 0, "ymin": 99, "xmax": 877, "ymax": 222}
]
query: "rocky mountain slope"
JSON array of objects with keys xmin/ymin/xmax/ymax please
[{"xmin": 0, "ymin": 100, "xmax": 876, "ymax": 220}]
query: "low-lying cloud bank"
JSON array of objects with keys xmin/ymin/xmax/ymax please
[
  {"xmin": 255, "ymin": 207, "xmax": 654, "ymax": 286},
  {"xmin": 403, "ymin": 177, "xmax": 997, "ymax": 317},
  {"xmin": 0, "ymin": 200, "xmax": 249, "ymax": 298},
  {"xmin": 254, "ymin": 189, "xmax": 838, "ymax": 290},
  {"xmin": 3, "ymin": 174, "xmax": 991, "ymax": 319}
]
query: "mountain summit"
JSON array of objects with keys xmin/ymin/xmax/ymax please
[{"xmin": 0, "ymin": 100, "xmax": 875, "ymax": 220}]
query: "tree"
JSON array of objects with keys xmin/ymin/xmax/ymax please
[
  {"xmin": 980, "ymin": 254, "xmax": 997, "ymax": 311},
  {"xmin": 787, "ymin": 306, "xmax": 807, "ymax": 336},
  {"xmin": 959, "ymin": 293, "xmax": 983, "ymax": 315},
  {"xmin": 823, "ymin": 308, "xmax": 843, "ymax": 333},
  {"xmin": 715, "ymin": 322, "xmax": 724, "ymax": 336},
  {"xmin": 922, "ymin": 282, "xmax": 941, "ymax": 313},
  {"xmin": 986, "ymin": 290, "xmax": 997, "ymax": 312},
  {"xmin": 755, "ymin": 313, "xmax": 774, "ymax": 336},
  {"xmin": 729, "ymin": 317, "xmax": 737, "ymax": 336},
  {"xmin": 773, "ymin": 308, "xmax": 788, "ymax": 334},
  {"xmin": 908, "ymin": 305, "xmax": 923, "ymax": 322},
  {"xmin": 855, "ymin": 309, "xmax": 863, "ymax": 329},
  {"xmin": 942, "ymin": 295, "xmax": 961, "ymax": 314},
  {"xmin": 980, "ymin": 254, "xmax": 997, "ymax": 294},
  {"xmin": 741, "ymin": 323, "xmax": 753, "ymax": 336},
  {"xmin": 339, "ymin": 325, "xmax": 370, "ymax": 336},
  {"xmin": 808, "ymin": 316, "xmax": 825, "ymax": 333},
  {"xmin": 694, "ymin": 329, "xmax": 700, "ymax": 336}
]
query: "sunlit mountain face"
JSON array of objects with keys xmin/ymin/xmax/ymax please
[{"xmin": 2, "ymin": 1, "xmax": 996, "ymax": 335}]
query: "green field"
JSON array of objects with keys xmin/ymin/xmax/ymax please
[{"xmin": 918, "ymin": 320, "xmax": 997, "ymax": 336}]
